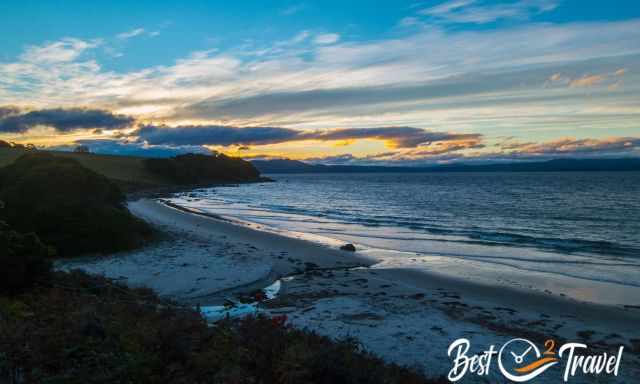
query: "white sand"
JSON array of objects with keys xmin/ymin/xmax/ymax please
[
  {"xmin": 57, "ymin": 198, "xmax": 640, "ymax": 382},
  {"xmin": 57, "ymin": 198, "xmax": 374, "ymax": 303}
]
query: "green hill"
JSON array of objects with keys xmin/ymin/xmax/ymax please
[
  {"xmin": 0, "ymin": 148, "xmax": 168, "ymax": 187},
  {"xmin": 0, "ymin": 153, "xmax": 153, "ymax": 257},
  {"xmin": 0, "ymin": 148, "xmax": 264, "ymax": 190}
]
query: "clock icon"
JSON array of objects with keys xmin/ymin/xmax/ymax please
[{"xmin": 498, "ymin": 338, "xmax": 558, "ymax": 382}]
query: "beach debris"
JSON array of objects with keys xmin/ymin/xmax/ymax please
[
  {"xmin": 340, "ymin": 243, "xmax": 356, "ymax": 252},
  {"xmin": 200, "ymin": 280, "xmax": 283, "ymax": 323}
]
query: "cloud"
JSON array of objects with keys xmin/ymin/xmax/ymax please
[
  {"xmin": 422, "ymin": 0, "xmax": 476, "ymax": 16},
  {"xmin": 608, "ymin": 81, "xmax": 622, "ymax": 91},
  {"xmin": 177, "ymin": 74, "xmax": 515, "ymax": 120},
  {"xmin": 499, "ymin": 137, "xmax": 640, "ymax": 156},
  {"xmin": 20, "ymin": 38, "xmax": 100, "ymax": 63},
  {"xmin": 399, "ymin": 139, "xmax": 485, "ymax": 155},
  {"xmin": 293, "ymin": 136, "xmax": 640, "ymax": 166},
  {"xmin": 136, "ymin": 125, "xmax": 300, "ymax": 146},
  {"xmin": 51, "ymin": 139, "xmax": 212, "ymax": 158},
  {"xmin": 549, "ymin": 68, "xmax": 629, "ymax": 89},
  {"xmin": 399, "ymin": 17, "xmax": 421, "ymax": 27},
  {"xmin": 3, "ymin": 20, "xmax": 639, "ymax": 114},
  {"xmin": 163, "ymin": 19, "xmax": 640, "ymax": 128},
  {"xmin": 281, "ymin": 4, "xmax": 306, "ymax": 16},
  {"xmin": 117, "ymin": 28, "xmax": 146, "ymax": 40},
  {"xmin": 297, "ymin": 127, "xmax": 481, "ymax": 148},
  {"xmin": 1, "ymin": 19, "xmax": 639, "ymax": 149},
  {"xmin": 347, "ymin": 136, "xmax": 484, "ymax": 161},
  {"xmin": 420, "ymin": 0, "xmax": 559, "ymax": 24},
  {"xmin": 304, "ymin": 153, "xmax": 358, "ymax": 164},
  {"xmin": 0, "ymin": 107, "xmax": 134, "ymax": 133},
  {"xmin": 178, "ymin": 59, "xmax": 636, "ymax": 120},
  {"xmin": 291, "ymin": 31, "xmax": 311, "ymax": 43},
  {"xmin": 314, "ymin": 33, "xmax": 340, "ymax": 45},
  {"xmin": 134, "ymin": 124, "xmax": 480, "ymax": 149},
  {"xmin": 569, "ymin": 74, "xmax": 604, "ymax": 88},
  {"xmin": 0, "ymin": 106, "xmax": 20, "ymax": 119}
]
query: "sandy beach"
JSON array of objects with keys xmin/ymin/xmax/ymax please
[{"xmin": 58, "ymin": 198, "xmax": 640, "ymax": 382}]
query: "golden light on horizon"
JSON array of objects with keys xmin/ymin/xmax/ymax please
[{"xmin": 211, "ymin": 139, "xmax": 392, "ymax": 160}]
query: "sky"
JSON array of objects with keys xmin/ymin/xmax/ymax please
[{"xmin": 0, "ymin": 0, "xmax": 639, "ymax": 164}]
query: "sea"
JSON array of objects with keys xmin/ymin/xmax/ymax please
[{"xmin": 168, "ymin": 172, "xmax": 640, "ymax": 306}]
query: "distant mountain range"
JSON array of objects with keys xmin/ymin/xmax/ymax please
[{"xmin": 251, "ymin": 158, "xmax": 640, "ymax": 174}]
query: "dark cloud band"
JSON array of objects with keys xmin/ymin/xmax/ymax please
[
  {"xmin": 135, "ymin": 124, "xmax": 301, "ymax": 146},
  {"xmin": 0, "ymin": 107, "xmax": 134, "ymax": 133},
  {"xmin": 135, "ymin": 124, "xmax": 480, "ymax": 148}
]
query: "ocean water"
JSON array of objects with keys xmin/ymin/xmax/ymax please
[{"xmin": 168, "ymin": 172, "xmax": 640, "ymax": 306}]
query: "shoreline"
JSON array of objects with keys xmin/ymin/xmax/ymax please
[
  {"xmin": 58, "ymin": 198, "xmax": 640, "ymax": 380},
  {"xmin": 156, "ymin": 198, "xmax": 640, "ymax": 319},
  {"xmin": 166, "ymin": 184, "xmax": 640, "ymax": 308}
]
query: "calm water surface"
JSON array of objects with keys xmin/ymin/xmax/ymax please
[{"xmin": 169, "ymin": 172, "xmax": 640, "ymax": 305}]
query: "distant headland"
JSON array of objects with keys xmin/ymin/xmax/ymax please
[{"xmin": 251, "ymin": 158, "xmax": 640, "ymax": 174}]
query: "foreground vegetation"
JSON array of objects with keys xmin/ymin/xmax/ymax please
[
  {"xmin": 0, "ymin": 222, "xmax": 51, "ymax": 295},
  {"xmin": 0, "ymin": 270, "xmax": 434, "ymax": 384},
  {"xmin": 0, "ymin": 153, "xmax": 152, "ymax": 257}
]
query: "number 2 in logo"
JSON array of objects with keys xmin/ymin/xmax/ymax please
[{"xmin": 544, "ymin": 339, "xmax": 556, "ymax": 356}]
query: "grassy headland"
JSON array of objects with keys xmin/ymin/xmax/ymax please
[
  {"xmin": 0, "ymin": 147, "xmax": 267, "ymax": 192},
  {"xmin": 0, "ymin": 147, "xmax": 168, "ymax": 189}
]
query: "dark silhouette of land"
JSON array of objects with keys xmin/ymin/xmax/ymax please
[
  {"xmin": 0, "ymin": 147, "xmax": 266, "ymax": 191},
  {"xmin": 252, "ymin": 158, "xmax": 640, "ymax": 174}
]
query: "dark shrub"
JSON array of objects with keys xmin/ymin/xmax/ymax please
[
  {"xmin": 0, "ymin": 271, "xmax": 434, "ymax": 383},
  {"xmin": 0, "ymin": 153, "xmax": 151, "ymax": 257},
  {"xmin": 0, "ymin": 221, "xmax": 51, "ymax": 294},
  {"xmin": 145, "ymin": 153, "xmax": 261, "ymax": 184}
]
